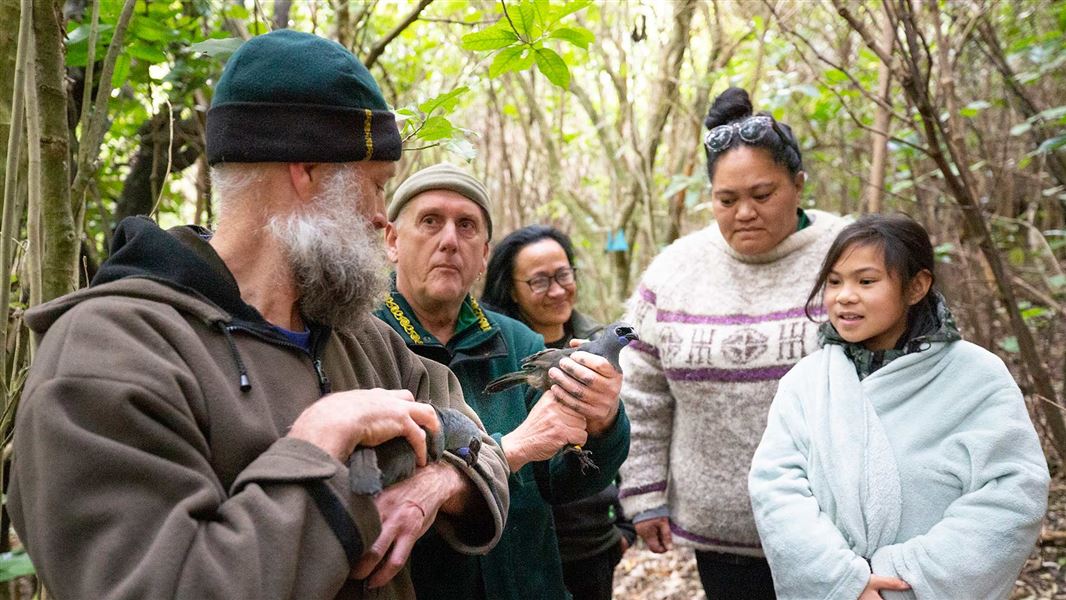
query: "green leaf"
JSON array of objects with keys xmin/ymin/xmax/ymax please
[
  {"xmin": 1048, "ymin": 274, "xmax": 1066, "ymax": 289},
  {"xmin": 960, "ymin": 100, "xmax": 991, "ymax": 118},
  {"xmin": 824, "ymin": 69, "xmax": 848, "ymax": 84},
  {"xmin": 419, "ymin": 86, "xmax": 470, "ymax": 116},
  {"xmin": 1037, "ymin": 134, "xmax": 1066, "ymax": 154},
  {"xmin": 1036, "ymin": 105, "xmax": 1066, "ymax": 122},
  {"xmin": 0, "ymin": 550, "xmax": 35, "ymax": 582},
  {"xmin": 130, "ymin": 17, "xmax": 175, "ymax": 42},
  {"xmin": 1010, "ymin": 121, "xmax": 1033, "ymax": 136},
  {"xmin": 533, "ymin": 47, "xmax": 569, "ymax": 88},
  {"xmin": 417, "ymin": 115, "xmax": 455, "ymax": 142},
  {"xmin": 127, "ymin": 42, "xmax": 168, "ymax": 63},
  {"xmin": 488, "ymin": 46, "xmax": 531, "ymax": 78},
  {"xmin": 189, "ymin": 37, "xmax": 244, "ymax": 59},
  {"xmin": 111, "ymin": 53, "xmax": 131, "ymax": 88},
  {"xmin": 549, "ymin": 27, "xmax": 594, "ymax": 49},
  {"xmin": 550, "ymin": 0, "xmax": 592, "ymax": 21},
  {"xmin": 66, "ymin": 23, "xmax": 114, "ymax": 46},
  {"xmin": 1021, "ymin": 306, "xmax": 1049, "ymax": 320},
  {"xmin": 460, "ymin": 27, "xmax": 519, "ymax": 51},
  {"xmin": 513, "ymin": 1, "xmax": 538, "ymax": 38},
  {"xmin": 997, "ymin": 336, "xmax": 1020, "ymax": 354}
]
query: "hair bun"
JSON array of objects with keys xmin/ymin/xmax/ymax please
[{"xmin": 704, "ymin": 87, "xmax": 753, "ymax": 129}]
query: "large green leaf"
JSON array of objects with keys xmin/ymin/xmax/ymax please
[
  {"xmin": 489, "ymin": 46, "xmax": 532, "ymax": 78},
  {"xmin": 513, "ymin": 1, "xmax": 538, "ymax": 39},
  {"xmin": 533, "ymin": 47, "xmax": 569, "ymax": 88},
  {"xmin": 417, "ymin": 116, "xmax": 456, "ymax": 142},
  {"xmin": 419, "ymin": 86, "xmax": 470, "ymax": 116},
  {"xmin": 127, "ymin": 42, "xmax": 168, "ymax": 64},
  {"xmin": 549, "ymin": 27, "xmax": 594, "ymax": 49},
  {"xmin": 460, "ymin": 27, "xmax": 519, "ymax": 51}
]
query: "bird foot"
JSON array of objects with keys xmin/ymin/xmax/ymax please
[{"xmin": 563, "ymin": 445, "xmax": 599, "ymax": 474}]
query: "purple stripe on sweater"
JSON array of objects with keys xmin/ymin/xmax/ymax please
[
  {"xmin": 658, "ymin": 306, "xmax": 818, "ymax": 325},
  {"xmin": 664, "ymin": 364, "xmax": 793, "ymax": 383},
  {"xmin": 628, "ymin": 339, "xmax": 660, "ymax": 358},
  {"xmin": 618, "ymin": 481, "xmax": 667, "ymax": 499},
  {"xmin": 638, "ymin": 286, "xmax": 657, "ymax": 304},
  {"xmin": 669, "ymin": 522, "xmax": 762, "ymax": 549}
]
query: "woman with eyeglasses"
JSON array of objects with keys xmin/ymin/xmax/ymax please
[
  {"xmin": 482, "ymin": 225, "xmax": 636, "ymax": 600},
  {"xmin": 617, "ymin": 87, "xmax": 848, "ymax": 599}
]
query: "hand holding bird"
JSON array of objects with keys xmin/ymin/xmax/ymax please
[
  {"xmin": 348, "ymin": 406, "xmax": 483, "ymax": 496},
  {"xmin": 485, "ymin": 322, "xmax": 637, "ymax": 471},
  {"xmin": 485, "ymin": 322, "xmax": 636, "ymax": 434}
]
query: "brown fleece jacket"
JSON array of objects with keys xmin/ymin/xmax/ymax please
[{"xmin": 8, "ymin": 218, "xmax": 509, "ymax": 600}]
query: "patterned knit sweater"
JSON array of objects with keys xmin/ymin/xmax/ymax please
[{"xmin": 618, "ymin": 209, "xmax": 847, "ymax": 556}]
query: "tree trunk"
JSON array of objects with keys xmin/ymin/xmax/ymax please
[
  {"xmin": 611, "ymin": 0, "xmax": 696, "ymax": 299},
  {"xmin": 33, "ymin": 0, "xmax": 76, "ymax": 303},
  {"xmin": 865, "ymin": 12, "xmax": 895, "ymax": 213}
]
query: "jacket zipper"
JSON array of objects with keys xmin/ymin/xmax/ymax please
[{"xmin": 223, "ymin": 322, "xmax": 331, "ymax": 396}]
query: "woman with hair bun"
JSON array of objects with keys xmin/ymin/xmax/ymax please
[{"xmin": 618, "ymin": 87, "xmax": 847, "ymax": 598}]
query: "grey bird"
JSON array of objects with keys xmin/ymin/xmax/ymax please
[
  {"xmin": 482, "ymin": 322, "xmax": 638, "ymax": 472},
  {"xmin": 483, "ymin": 322, "xmax": 638, "ymax": 395},
  {"xmin": 348, "ymin": 406, "xmax": 483, "ymax": 495}
]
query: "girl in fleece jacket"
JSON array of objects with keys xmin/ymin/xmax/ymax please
[{"xmin": 749, "ymin": 213, "xmax": 1049, "ymax": 600}]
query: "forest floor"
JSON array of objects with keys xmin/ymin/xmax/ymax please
[{"xmin": 612, "ymin": 481, "xmax": 1066, "ymax": 599}]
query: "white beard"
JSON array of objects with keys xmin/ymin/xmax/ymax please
[{"xmin": 267, "ymin": 167, "xmax": 388, "ymax": 332}]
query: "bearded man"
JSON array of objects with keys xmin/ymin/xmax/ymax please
[{"xmin": 8, "ymin": 30, "xmax": 508, "ymax": 600}]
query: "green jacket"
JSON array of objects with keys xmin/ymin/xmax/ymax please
[{"xmin": 374, "ymin": 289, "xmax": 630, "ymax": 600}]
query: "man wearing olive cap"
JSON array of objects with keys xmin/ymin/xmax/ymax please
[
  {"xmin": 9, "ymin": 30, "xmax": 509, "ymax": 600},
  {"xmin": 374, "ymin": 163, "xmax": 630, "ymax": 599}
]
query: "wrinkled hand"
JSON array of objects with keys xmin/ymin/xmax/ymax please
[
  {"xmin": 548, "ymin": 350, "xmax": 623, "ymax": 436},
  {"xmin": 858, "ymin": 574, "xmax": 910, "ymax": 599},
  {"xmin": 288, "ymin": 389, "xmax": 439, "ymax": 463},
  {"xmin": 635, "ymin": 517, "xmax": 672, "ymax": 553},
  {"xmin": 501, "ymin": 392, "xmax": 587, "ymax": 472},
  {"xmin": 351, "ymin": 461, "xmax": 466, "ymax": 588}
]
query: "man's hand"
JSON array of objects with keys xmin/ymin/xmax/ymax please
[
  {"xmin": 351, "ymin": 462, "xmax": 469, "ymax": 588},
  {"xmin": 501, "ymin": 392, "xmax": 587, "ymax": 473},
  {"xmin": 548, "ymin": 350, "xmax": 623, "ymax": 436},
  {"xmin": 858, "ymin": 574, "xmax": 910, "ymax": 599},
  {"xmin": 287, "ymin": 389, "xmax": 440, "ymax": 462},
  {"xmin": 635, "ymin": 516, "xmax": 672, "ymax": 553}
]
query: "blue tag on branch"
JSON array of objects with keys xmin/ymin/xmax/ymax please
[{"xmin": 605, "ymin": 229, "xmax": 628, "ymax": 252}]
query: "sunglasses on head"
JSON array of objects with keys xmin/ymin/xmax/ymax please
[{"xmin": 703, "ymin": 114, "xmax": 799, "ymax": 157}]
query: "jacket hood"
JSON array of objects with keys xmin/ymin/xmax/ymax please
[{"xmin": 26, "ymin": 216, "xmax": 271, "ymax": 336}]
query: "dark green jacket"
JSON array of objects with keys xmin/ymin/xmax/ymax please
[{"xmin": 374, "ymin": 290, "xmax": 630, "ymax": 600}]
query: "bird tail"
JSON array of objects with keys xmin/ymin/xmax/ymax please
[{"xmin": 483, "ymin": 372, "xmax": 527, "ymax": 395}]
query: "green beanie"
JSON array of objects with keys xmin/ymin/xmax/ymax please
[
  {"xmin": 206, "ymin": 29, "xmax": 401, "ymax": 165},
  {"xmin": 389, "ymin": 163, "xmax": 493, "ymax": 239}
]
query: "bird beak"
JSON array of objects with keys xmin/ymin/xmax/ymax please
[{"xmin": 461, "ymin": 437, "xmax": 481, "ymax": 467}]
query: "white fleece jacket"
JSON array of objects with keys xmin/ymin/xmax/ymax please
[{"xmin": 749, "ymin": 341, "xmax": 1050, "ymax": 600}]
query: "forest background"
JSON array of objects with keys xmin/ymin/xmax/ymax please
[{"xmin": 1, "ymin": 0, "xmax": 1065, "ymax": 597}]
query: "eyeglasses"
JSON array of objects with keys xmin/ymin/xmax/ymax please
[
  {"xmin": 704, "ymin": 114, "xmax": 799, "ymax": 157},
  {"xmin": 517, "ymin": 267, "xmax": 577, "ymax": 294}
]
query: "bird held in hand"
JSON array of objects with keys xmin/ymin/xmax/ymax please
[
  {"xmin": 483, "ymin": 321, "xmax": 638, "ymax": 395},
  {"xmin": 482, "ymin": 322, "xmax": 637, "ymax": 472},
  {"xmin": 348, "ymin": 406, "xmax": 483, "ymax": 495}
]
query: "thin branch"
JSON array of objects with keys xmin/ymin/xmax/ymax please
[
  {"xmin": 364, "ymin": 0, "xmax": 433, "ymax": 69},
  {"xmin": 70, "ymin": 0, "xmax": 136, "ymax": 211},
  {"xmin": 1, "ymin": 0, "xmax": 33, "ymax": 397}
]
